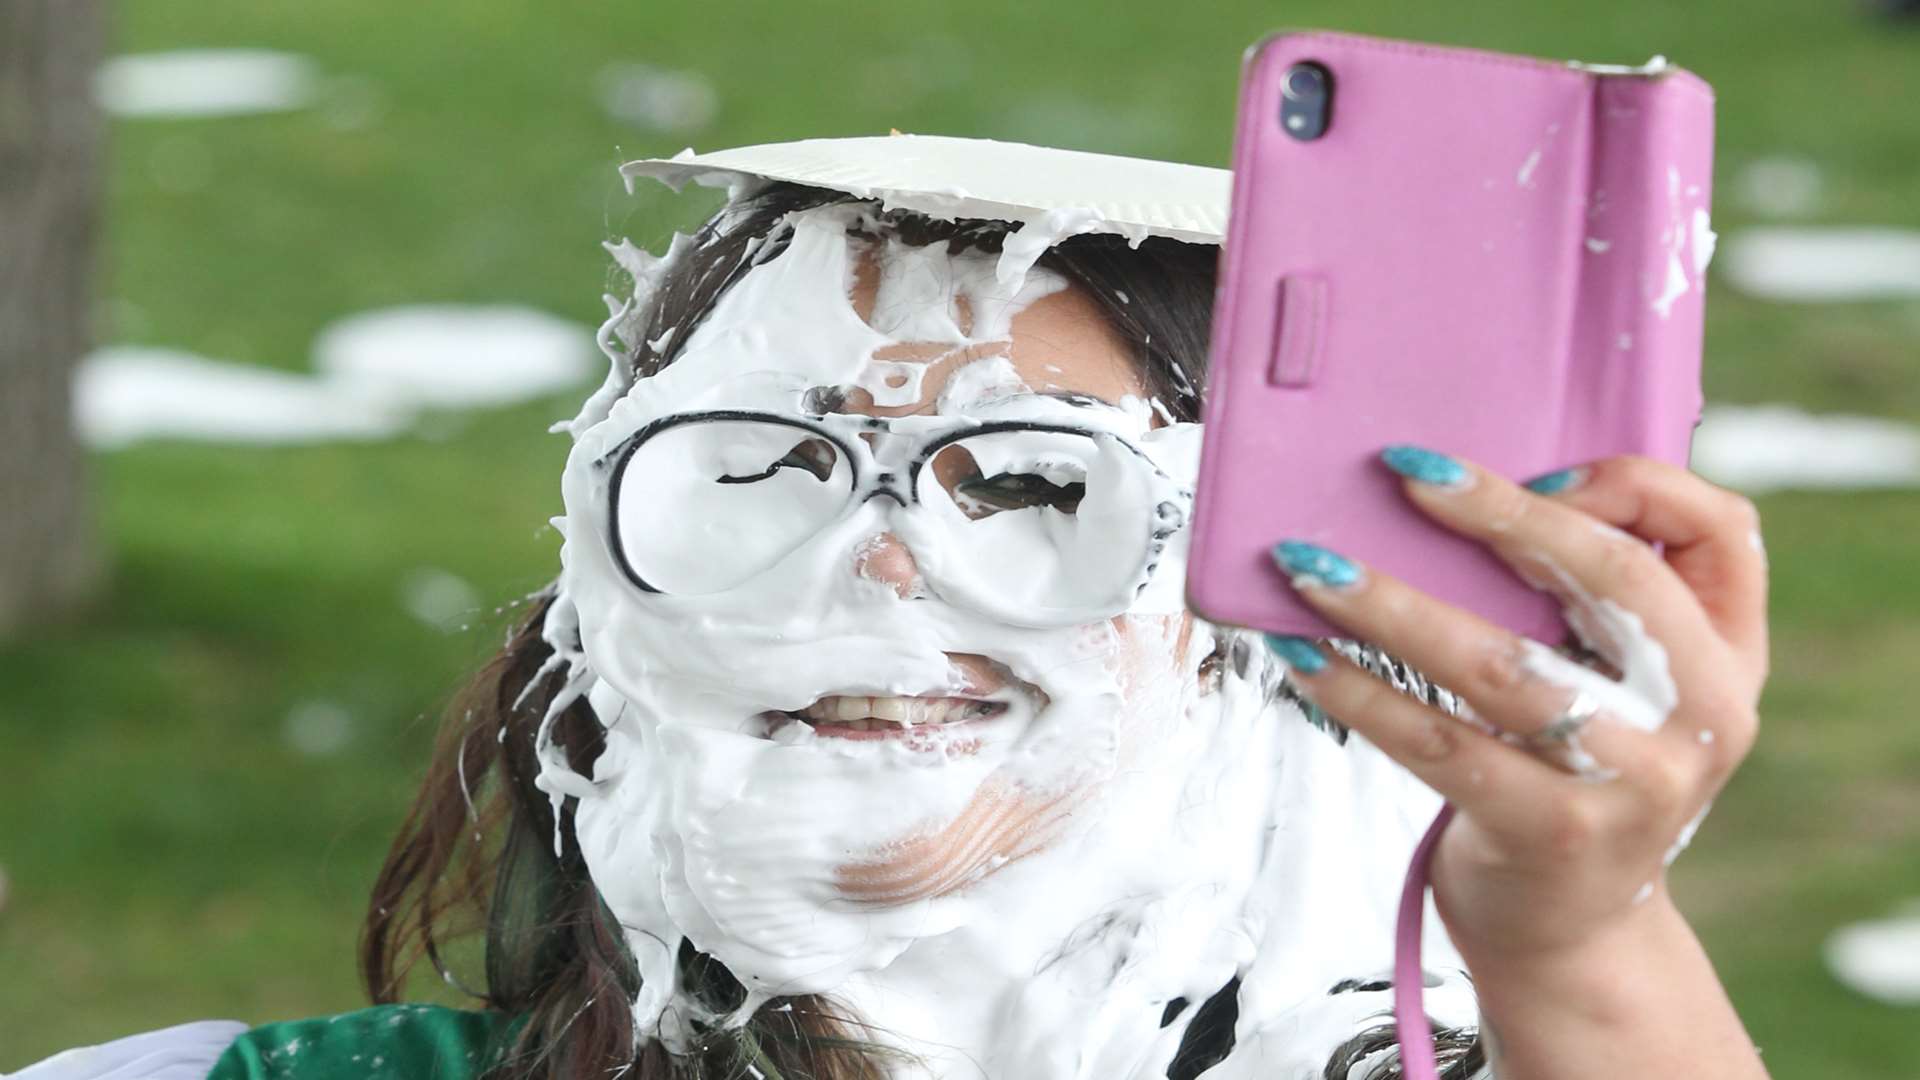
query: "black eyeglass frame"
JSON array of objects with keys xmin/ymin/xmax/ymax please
[{"xmin": 598, "ymin": 408, "xmax": 1189, "ymax": 600}]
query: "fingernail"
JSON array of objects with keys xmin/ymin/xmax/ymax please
[
  {"xmin": 1524, "ymin": 466, "xmax": 1588, "ymax": 495},
  {"xmin": 1381, "ymin": 445, "xmax": 1470, "ymax": 488},
  {"xmin": 1265, "ymin": 633, "xmax": 1327, "ymax": 674},
  {"xmin": 1272, "ymin": 540, "xmax": 1363, "ymax": 589}
]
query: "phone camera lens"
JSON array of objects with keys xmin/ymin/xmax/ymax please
[
  {"xmin": 1277, "ymin": 62, "xmax": 1333, "ymax": 141},
  {"xmin": 1281, "ymin": 64, "xmax": 1327, "ymax": 101}
]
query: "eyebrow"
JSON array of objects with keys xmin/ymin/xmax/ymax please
[
  {"xmin": 818, "ymin": 387, "xmax": 1121, "ymax": 417},
  {"xmin": 1032, "ymin": 389, "xmax": 1120, "ymax": 410}
]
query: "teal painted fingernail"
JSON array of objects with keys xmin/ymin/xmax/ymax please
[
  {"xmin": 1265, "ymin": 634, "xmax": 1327, "ymax": 674},
  {"xmin": 1272, "ymin": 539, "xmax": 1362, "ymax": 589},
  {"xmin": 1381, "ymin": 445, "xmax": 1469, "ymax": 487},
  {"xmin": 1524, "ymin": 466, "xmax": 1587, "ymax": 495}
]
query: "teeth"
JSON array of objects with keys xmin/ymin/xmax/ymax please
[{"xmin": 800, "ymin": 695, "xmax": 1000, "ymax": 728}]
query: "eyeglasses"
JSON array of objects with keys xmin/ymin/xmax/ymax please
[{"xmin": 598, "ymin": 408, "xmax": 1190, "ymax": 628}]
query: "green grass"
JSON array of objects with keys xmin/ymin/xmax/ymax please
[{"xmin": 3, "ymin": 0, "xmax": 1918, "ymax": 1072}]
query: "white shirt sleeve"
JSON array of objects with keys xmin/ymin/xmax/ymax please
[{"xmin": 4, "ymin": 1020, "xmax": 249, "ymax": 1080}]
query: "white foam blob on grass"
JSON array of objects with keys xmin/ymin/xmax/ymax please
[
  {"xmin": 1720, "ymin": 227, "xmax": 1920, "ymax": 302},
  {"xmin": 80, "ymin": 306, "xmax": 597, "ymax": 448},
  {"xmin": 1692, "ymin": 403, "xmax": 1920, "ymax": 494},
  {"xmin": 76, "ymin": 346, "xmax": 409, "ymax": 448},
  {"xmin": 283, "ymin": 700, "xmax": 355, "ymax": 757},
  {"xmin": 1731, "ymin": 155, "xmax": 1824, "ymax": 219},
  {"xmin": 400, "ymin": 567, "xmax": 482, "ymax": 632},
  {"xmin": 596, "ymin": 63, "xmax": 720, "ymax": 133},
  {"xmin": 313, "ymin": 305, "xmax": 596, "ymax": 411},
  {"xmin": 96, "ymin": 49, "xmax": 319, "ymax": 119},
  {"xmin": 1827, "ymin": 912, "xmax": 1920, "ymax": 1005}
]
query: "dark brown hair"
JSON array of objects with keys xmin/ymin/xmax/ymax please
[{"xmin": 360, "ymin": 182, "xmax": 1480, "ymax": 1079}]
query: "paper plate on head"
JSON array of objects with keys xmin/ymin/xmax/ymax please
[{"xmin": 622, "ymin": 133, "xmax": 1230, "ymax": 246}]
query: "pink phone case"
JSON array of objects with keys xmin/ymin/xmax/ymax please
[{"xmin": 1188, "ymin": 31, "xmax": 1716, "ymax": 642}]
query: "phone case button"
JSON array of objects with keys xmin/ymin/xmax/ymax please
[{"xmin": 1269, "ymin": 274, "xmax": 1328, "ymax": 388}]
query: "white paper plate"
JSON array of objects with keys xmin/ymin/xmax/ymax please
[{"xmin": 622, "ymin": 134, "xmax": 1229, "ymax": 245}]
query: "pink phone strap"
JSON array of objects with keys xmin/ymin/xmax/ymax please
[{"xmin": 1394, "ymin": 802, "xmax": 1457, "ymax": 1080}]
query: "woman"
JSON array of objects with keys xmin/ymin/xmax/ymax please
[{"xmin": 24, "ymin": 138, "xmax": 1769, "ymax": 1080}]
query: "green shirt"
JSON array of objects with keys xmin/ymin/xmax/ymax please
[{"xmin": 209, "ymin": 1004, "xmax": 520, "ymax": 1079}]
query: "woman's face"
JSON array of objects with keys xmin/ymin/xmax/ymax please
[
  {"xmin": 548, "ymin": 204, "xmax": 1216, "ymax": 1002},
  {"xmin": 830, "ymin": 237, "xmax": 1205, "ymax": 897}
]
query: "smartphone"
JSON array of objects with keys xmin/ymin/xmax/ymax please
[{"xmin": 1186, "ymin": 31, "xmax": 1716, "ymax": 642}]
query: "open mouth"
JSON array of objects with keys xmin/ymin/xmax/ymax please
[
  {"xmin": 757, "ymin": 653, "xmax": 1045, "ymax": 745},
  {"xmin": 771, "ymin": 694, "xmax": 1011, "ymax": 741}
]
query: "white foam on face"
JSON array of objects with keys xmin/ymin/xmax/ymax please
[
  {"xmin": 866, "ymin": 238, "xmax": 976, "ymax": 344},
  {"xmin": 1693, "ymin": 403, "xmax": 1920, "ymax": 494},
  {"xmin": 853, "ymin": 231, "xmax": 1068, "ymax": 408},
  {"xmin": 1720, "ymin": 226, "xmax": 1920, "ymax": 302},
  {"xmin": 95, "ymin": 50, "xmax": 319, "ymax": 119},
  {"xmin": 996, "ymin": 206, "xmax": 1111, "ymax": 285},
  {"xmin": 934, "ymin": 353, "xmax": 1026, "ymax": 413},
  {"xmin": 538, "ymin": 201, "xmax": 1469, "ymax": 1077},
  {"xmin": 1826, "ymin": 911, "xmax": 1920, "ymax": 1005}
]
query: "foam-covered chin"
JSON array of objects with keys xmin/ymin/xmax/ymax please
[{"xmin": 579, "ymin": 702, "xmax": 996, "ymax": 998}]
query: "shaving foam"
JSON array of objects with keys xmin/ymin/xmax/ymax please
[
  {"xmin": 537, "ymin": 201, "xmax": 1471, "ymax": 1077},
  {"xmin": 1507, "ymin": 547, "xmax": 1679, "ymax": 743}
]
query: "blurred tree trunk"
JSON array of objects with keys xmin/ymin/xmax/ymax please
[{"xmin": 0, "ymin": 0, "xmax": 104, "ymax": 638}]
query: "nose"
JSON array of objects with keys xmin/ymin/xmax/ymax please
[{"xmin": 854, "ymin": 532, "xmax": 925, "ymax": 599}]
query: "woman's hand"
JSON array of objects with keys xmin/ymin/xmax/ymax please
[{"xmin": 1263, "ymin": 446, "xmax": 1770, "ymax": 1078}]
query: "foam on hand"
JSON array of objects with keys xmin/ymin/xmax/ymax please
[{"xmin": 1504, "ymin": 545, "xmax": 1681, "ymax": 782}]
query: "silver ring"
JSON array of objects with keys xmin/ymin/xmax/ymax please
[{"xmin": 1531, "ymin": 689, "xmax": 1602, "ymax": 744}]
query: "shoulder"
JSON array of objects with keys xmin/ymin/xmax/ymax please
[{"xmin": 208, "ymin": 1004, "xmax": 519, "ymax": 1080}]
